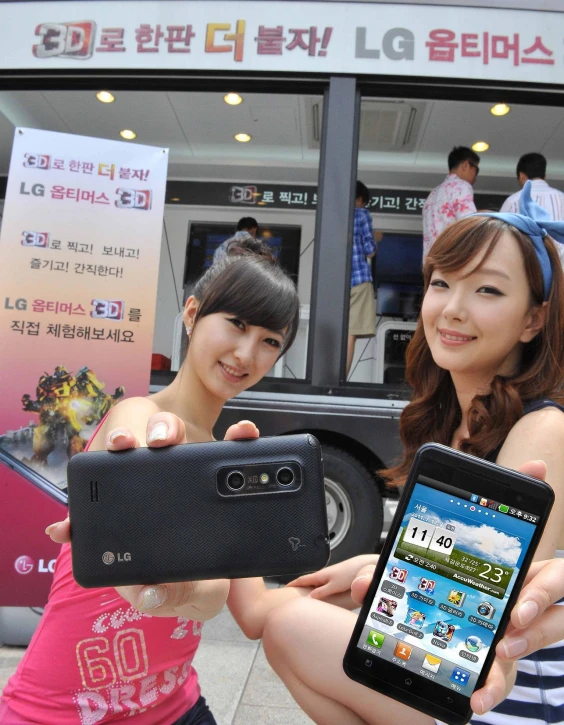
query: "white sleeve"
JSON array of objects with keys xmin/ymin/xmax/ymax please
[{"xmin": 500, "ymin": 195, "xmax": 518, "ymax": 213}]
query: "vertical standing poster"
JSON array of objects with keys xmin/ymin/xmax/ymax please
[{"xmin": 0, "ymin": 128, "xmax": 168, "ymax": 490}]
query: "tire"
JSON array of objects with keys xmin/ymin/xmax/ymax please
[{"xmin": 322, "ymin": 444, "xmax": 383, "ymax": 565}]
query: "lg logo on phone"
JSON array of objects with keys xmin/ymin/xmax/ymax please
[{"xmin": 102, "ymin": 551, "xmax": 131, "ymax": 565}]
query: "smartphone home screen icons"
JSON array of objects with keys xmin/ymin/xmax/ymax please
[
  {"xmin": 405, "ymin": 608, "xmax": 426, "ymax": 629},
  {"xmin": 422, "ymin": 653, "xmax": 442, "ymax": 674},
  {"xmin": 447, "ymin": 589, "xmax": 466, "ymax": 607},
  {"xmin": 418, "ymin": 577, "xmax": 436, "ymax": 595},
  {"xmin": 477, "ymin": 601, "xmax": 496, "ymax": 619},
  {"xmin": 450, "ymin": 666, "xmax": 471, "ymax": 687},
  {"xmin": 377, "ymin": 597, "xmax": 398, "ymax": 617},
  {"xmin": 390, "ymin": 567, "xmax": 408, "ymax": 583},
  {"xmin": 394, "ymin": 642, "xmax": 413, "ymax": 661},
  {"xmin": 465, "ymin": 636, "xmax": 483, "ymax": 653},
  {"xmin": 366, "ymin": 630, "xmax": 385, "ymax": 649},
  {"xmin": 433, "ymin": 621, "xmax": 456, "ymax": 642}
]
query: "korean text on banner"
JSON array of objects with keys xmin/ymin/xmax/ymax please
[
  {"xmin": 0, "ymin": 128, "xmax": 168, "ymax": 489},
  {"xmin": 2, "ymin": 1, "xmax": 563, "ymax": 86}
]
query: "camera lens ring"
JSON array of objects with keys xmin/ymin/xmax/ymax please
[
  {"xmin": 276, "ymin": 467, "xmax": 294, "ymax": 486},
  {"xmin": 226, "ymin": 470, "xmax": 245, "ymax": 491}
]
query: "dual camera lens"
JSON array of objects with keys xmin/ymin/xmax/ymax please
[
  {"xmin": 226, "ymin": 467, "xmax": 294, "ymax": 491},
  {"xmin": 226, "ymin": 471, "xmax": 245, "ymax": 490},
  {"xmin": 276, "ymin": 467, "xmax": 294, "ymax": 486}
]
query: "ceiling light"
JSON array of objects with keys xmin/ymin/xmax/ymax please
[
  {"xmin": 472, "ymin": 141, "xmax": 489, "ymax": 153},
  {"xmin": 170, "ymin": 197, "xmax": 180, "ymax": 202},
  {"xmin": 234, "ymin": 133, "xmax": 251, "ymax": 143},
  {"xmin": 120, "ymin": 129, "xmax": 136, "ymax": 140},
  {"xmin": 224, "ymin": 93, "xmax": 243, "ymax": 106},
  {"xmin": 490, "ymin": 103, "xmax": 510, "ymax": 116},
  {"xmin": 96, "ymin": 91, "xmax": 115, "ymax": 103}
]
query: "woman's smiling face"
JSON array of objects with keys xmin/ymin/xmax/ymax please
[
  {"xmin": 188, "ymin": 310, "xmax": 286, "ymax": 401},
  {"xmin": 422, "ymin": 231, "xmax": 543, "ymax": 380}
]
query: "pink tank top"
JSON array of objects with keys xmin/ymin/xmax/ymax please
[{"xmin": 1, "ymin": 416, "xmax": 201, "ymax": 725}]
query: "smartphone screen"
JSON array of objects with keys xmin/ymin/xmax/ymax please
[{"xmin": 355, "ymin": 475, "xmax": 540, "ymax": 697}]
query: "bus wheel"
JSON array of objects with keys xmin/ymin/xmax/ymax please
[{"xmin": 322, "ymin": 445, "xmax": 383, "ymax": 564}]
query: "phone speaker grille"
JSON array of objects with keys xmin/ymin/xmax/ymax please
[{"xmin": 90, "ymin": 481, "xmax": 99, "ymax": 502}]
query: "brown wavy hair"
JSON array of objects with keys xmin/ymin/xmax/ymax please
[{"xmin": 383, "ymin": 215, "xmax": 564, "ymax": 486}]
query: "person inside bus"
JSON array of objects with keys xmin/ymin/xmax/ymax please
[
  {"xmin": 255, "ymin": 181, "xmax": 564, "ymax": 725},
  {"xmin": 347, "ymin": 181, "xmax": 380, "ymax": 378},
  {"xmin": 423, "ymin": 146, "xmax": 480, "ymax": 261},
  {"xmin": 213, "ymin": 215, "xmax": 259, "ymax": 264},
  {"xmin": 501, "ymin": 152, "xmax": 564, "ymax": 269},
  {"xmin": 0, "ymin": 240, "xmax": 306, "ymax": 725}
]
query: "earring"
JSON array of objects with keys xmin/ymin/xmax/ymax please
[{"xmin": 185, "ymin": 326, "xmax": 192, "ymax": 337}]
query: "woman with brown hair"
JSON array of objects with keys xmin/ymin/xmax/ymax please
[{"xmin": 260, "ymin": 182, "xmax": 564, "ymax": 725}]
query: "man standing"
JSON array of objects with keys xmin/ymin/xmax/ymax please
[
  {"xmin": 347, "ymin": 181, "xmax": 377, "ymax": 378},
  {"xmin": 501, "ymin": 153, "xmax": 564, "ymax": 268},
  {"xmin": 213, "ymin": 216, "xmax": 259, "ymax": 263},
  {"xmin": 422, "ymin": 146, "xmax": 480, "ymax": 260}
]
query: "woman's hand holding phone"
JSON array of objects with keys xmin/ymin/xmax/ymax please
[
  {"xmin": 347, "ymin": 459, "xmax": 564, "ymax": 718},
  {"xmin": 45, "ymin": 414, "xmax": 260, "ymax": 621}
]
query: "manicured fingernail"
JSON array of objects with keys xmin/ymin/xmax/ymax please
[
  {"xmin": 503, "ymin": 637, "xmax": 527, "ymax": 658},
  {"xmin": 239, "ymin": 419, "xmax": 258, "ymax": 428},
  {"xmin": 147, "ymin": 422, "xmax": 168, "ymax": 443},
  {"xmin": 479, "ymin": 692, "xmax": 494, "ymax": 714},
  {"xmin": 517, "ymin": 600, "xmax": 538, "ymax": 627},
  {"xmin": 353, "ymin": 574, "xmax": 371, "ymax": 584},
  {"xmin": 45, "ymin": 523, "xmax": 58, "ymax": 535},
  {"xmin": 109, "ymin": 431, "xmax": 127, "ymax": 444},
  {"xmin": 138, "ymin": 586, "xmax": 166, "ymax": 611}
]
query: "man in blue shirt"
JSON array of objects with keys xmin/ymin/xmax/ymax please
[{"xmin": 347, "ymin": 181, "xmax": 378, "ymax": 377}]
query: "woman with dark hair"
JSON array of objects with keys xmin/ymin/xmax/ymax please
[
  {"xmin": 0, "ymin": 249, "xmax": 301, "ymax": 725},
  {"xmin": 255, "ymin": 183, "xmax": 564, "ymax": 725}
]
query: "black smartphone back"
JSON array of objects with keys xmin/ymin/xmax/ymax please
[
  {"xmin": 343, "ymin": 443, "xmax": 554, "ymax": 725},
  {"xmin": 67, "ymin": 433, "xmax": 330, "ymax": 588}
]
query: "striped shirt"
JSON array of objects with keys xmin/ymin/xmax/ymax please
[
  {"xmin": 351, "ymin": 207, "xmax": 375, "ymax": 288},
  {"xmin": 468, "ymin": 628, "xmax": 564, "ymax": 725},
  {"xmin": 439, "ymin": 400, "xmax": 564, "ymax": 725},
  {"xmin": 501, "ymin": 179, "xmax": 564, "ymax": 269}
]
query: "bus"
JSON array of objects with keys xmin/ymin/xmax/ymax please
[{"xmin": 1, "ymin": 0, "xmax": 563, "ymax": 641}]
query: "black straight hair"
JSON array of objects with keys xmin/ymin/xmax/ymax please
[
  {"xmin": 448, "ymin": 146, "xmax": 480, "ymax": 171},
  {"xmin": 192, "ymin": 255, "xmax": 300, "ymax": 355},
  {"xmin": 236, "ymin": 217, "xmax": 258, "ymax": 231},
  {"xmin": 356, "ymin": 180, "xmax": 370, "ymax": 206},
  {"xmin": 517, "ymin": 152, "xmax": 547, "ymax": 180}
]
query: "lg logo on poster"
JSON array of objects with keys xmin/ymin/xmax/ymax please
[
  {"xmin": 102, "ymin": 551, "xmax": 131, "ymax": 565},
  {"xmin": 14, "ymin": 555, "xmax": 56, "ymax": 575}
]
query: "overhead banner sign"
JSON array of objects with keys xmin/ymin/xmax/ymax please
[
  {"xmin": 164, "ymin": 180, "xmax": 507, "ymax": 214},
  {"xmin": 0, "ymin": 128, "xmax": 168, "ymax": 489},
  {"xmin": 2, "ymin": 1, "xmax": 563, "ymax": 85}
]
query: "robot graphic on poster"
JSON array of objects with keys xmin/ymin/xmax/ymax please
[
  {"xmin": 20, "ymin": 365, "xmax": 124, "ymax": 465},
  {"xmin": 0, "ymin": 365, "xmax": 126, "ymax": 486}
]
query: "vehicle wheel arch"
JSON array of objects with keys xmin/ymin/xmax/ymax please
[
  {"xmin": 278, "ymin": 427, "xmax": 389, "ymax": 496},
  {"xmin": 276, "ymin": 428, "xmax": 396, "ymax": 562}
]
